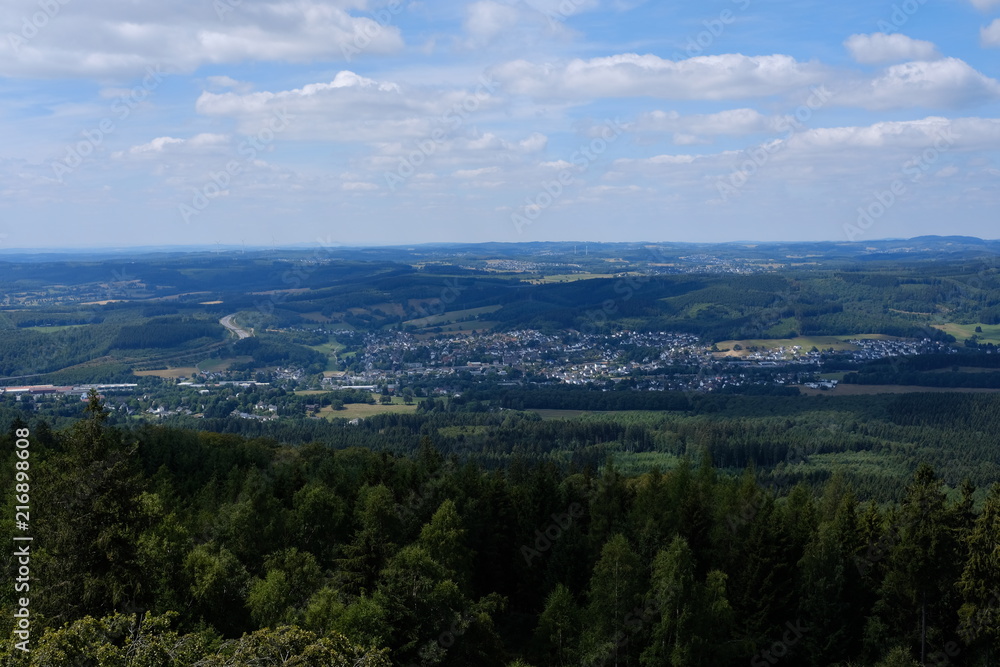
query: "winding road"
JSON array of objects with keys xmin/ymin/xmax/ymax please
[{"xmin": 219, "ymin": 314, "xmax": 253, "ymax": 339}]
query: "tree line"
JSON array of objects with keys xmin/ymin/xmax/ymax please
[{"xmin": 2, "ymin": 393, "xmax": 999, "ymax": 665}]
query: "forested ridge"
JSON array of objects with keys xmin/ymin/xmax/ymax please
[{"xmin": 2, "ymin": 394, "xmax": 999, "ymax": 665}]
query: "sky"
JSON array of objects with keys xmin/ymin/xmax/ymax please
[{"xmin": 1, "ymin": 0, "xmax": 1000, "ymax": 249}]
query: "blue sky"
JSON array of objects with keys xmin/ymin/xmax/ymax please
[{"xmin": 2, "ymin": 0, "xmax": 1000, "ymax": 248}]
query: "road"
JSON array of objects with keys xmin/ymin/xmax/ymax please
[{"xmin": 219, "ymin": 314, "xmax": 253, "ymax": 339}]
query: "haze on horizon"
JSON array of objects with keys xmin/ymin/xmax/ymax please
[{"xmin": 2, "ymin": 0, "xmax": 1000, "ymax": 249}]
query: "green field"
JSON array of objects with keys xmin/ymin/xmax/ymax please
[
  {"xmin": 135, "ymin": 367, "xmax": 200, "ymax": 379},
  {"xmin": 402, "ymin": 305, "xmax": 502, "ymax": 328},
  {"xmin": 27, "ymin": 324, "xmax": 89, "ymax": 333},
  {"xmin": 319, "ymin": 401, "xmax": 418, "ymax": 419},
  {"xmin": 933, "ymin": 322, "xmax": 1000, "ymax": 345},
  {"xmin": 532, "ymin": 409, "xmax": 614, "ymax": 420},
  {"xmin": 196, "ymin": 356, "xmax": 251, "ymax": 372},
  {"xmin": 528, "ymin": 273, "xmax": 619, "ymax": 284},
  {"xmin": 716, "ymin": 334, "xmax": 896, "ymax": 357},
  {"xmin": 307, "ymin": 340, "xmax": 346, "ymax": 370}
]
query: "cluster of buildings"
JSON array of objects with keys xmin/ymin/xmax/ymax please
[
  {"xmin": 845, "ymin": 338, "xmax": 954, "ymax": 360},
  {"xmin": 325, "ymin": 329, "xmax": 959, "ymax": 394},
  {"xmin": 0, "ymin": 383, "xmax": 137, "ymax": 399}
]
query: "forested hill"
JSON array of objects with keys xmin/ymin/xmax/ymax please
[{"xmin": 2, "ymin": 395, "xmax": 998, "ymax": 666}]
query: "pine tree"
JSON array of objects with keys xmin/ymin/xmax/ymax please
[
  {"xmin": 534, "ymin": 584, "xmax": 581, "ymax": 666},
  {"xmin": 341, "ymin": 484, "xmax": 401, "ymax": 595},
  {"xmin": 583, "ymin": 533, "xmax": 644, "ymax": 667},
  {"xmin": 418, "ymin": 499, "xmax": 474, "ymax": 591},
  {"xmin": 957, "ymin": 483, "xmax": 1000, "ymax": 664},
  {"xmin": 33, "ymin": 390, "xmax": 147, "ymax": 624},
  {"xmin": 872, "ymin": 464, "xmax": 957, "ymax": 663}
]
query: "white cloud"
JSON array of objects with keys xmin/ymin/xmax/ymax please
[
  {"xmin": 491, "ymin": 53, "xmax": 823, "ymax": 101},
  {"xmin": 969, "ymin": 0, "xmax": 1000, "ymax": 10},
  {"xmin": 838, "ymin": 58, "xmax": 1000, "ymax": 110},
  {"xmin": 518, "ymin": 132, "xmax": 548, "ymax": 152},
  {"xmin": 631, "ymin": 108, "xmax": 777, "ymax": 139},
  {"xmin": 844, "ymin": 33, "xmax": 939, "ymax": 64},
  {"xmin": 464, "ymin": 1, "xmax": 522, "ymax": 46},
  {"xmin": 982, "ymin": 19, "xmax": 1000, "ymax": 47},
  {"xmin": 0, "ymin": 0, "xmax": 404, "ymax": 79},
  {"xmin": 115, "ymin": 133, "xmax": 229, "ymax": 157},
  {"xmin": 459, "ymin": 0, "xmax": 581, "ymax": 50},
  {"xmin": 196, "ymin": 71, "xmax": 440, "ymax": 141},
  {"xmin": 785, "ymin": 117, "xmax": 1000, "ymax": 151}
]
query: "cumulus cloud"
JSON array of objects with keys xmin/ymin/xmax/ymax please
[
  {"xmin": 490, "ymin": 53, "xmax": 824, "ymax": 101},
  {"xmin": 969, "ymin": 0, "xmax": 1000, "ymax": 9},
  {"xmin": 607, "ymin": 117, "xmax": 1000, "ymax": 185},
  {"xmin": 195, "ymin": 70, "xmax": 508, "ymax": 144},
  {"xmin": 838, "ymin": 58, "xmax": 1000, "ymax": 110},
  {"xmin": 844, "ymin": 33, "xmax": 939, "ymax": 64},
  {"xmin": 0, "ymin": 0, "xmax": 403, "ymax": 79},
  {"xmin": 785, "ymin": 117, "xmax": 1000, "ymax": 151},
  {"xmin": 982, "ymin": 19, "xmax": 1000, "ymax": 47}
]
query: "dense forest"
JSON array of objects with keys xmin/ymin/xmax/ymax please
[{"xmin": 2, "ymin": 393, "xmax": 998, "ymax": 665}]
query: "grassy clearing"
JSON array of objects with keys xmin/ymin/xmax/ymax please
[
  {"xmin": 319, "ymin": 402, "xmax": 418, "ymax": 419},
  {"xmin": 300, "ymin": 311, "xmax": 333, "ymax": 323},
  {"xmin": 715, "ymin": 334, "xmax": 895, "ymax": 357},
  {"xmin": 27, "ymin": 324, "xmax": 89, "ymax": 333},
  {"xmin": 307, "ymin": 341, "xmax": 345, "ymax": 371},
  {"xmin": 533, "ymin": 409, "xmax": 617, "ymax": 420},
  {"xmin": 135, "ymin": 367, "xmax": 200, "ymax": 379},
  {"xmin": 527, "ymin": 273, "xmax": 618, "ymax": 284},
  {"xmin": 197, "ymin": 357, "xmax": 250, "ymax": 372},
  {"xmin": 613, "ymin": 452, "xmax": 685, "ymax": 476},
  {"xmin": 403, "ymin": 305, "xmax": 502, "ymax": 328},
  {"xmin": 933, "ymin": 323, "xmax": 1000, "ymax": 345}
]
